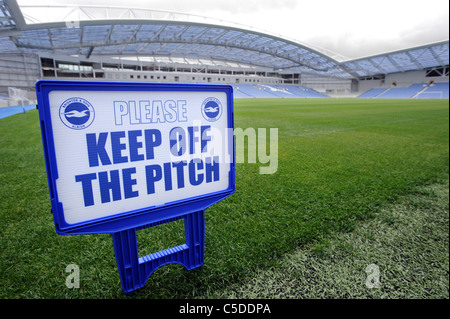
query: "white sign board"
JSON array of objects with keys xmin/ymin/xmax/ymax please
[{"xmin": 36, "ymin": 81, "xmax": 235, "ymax": 234}]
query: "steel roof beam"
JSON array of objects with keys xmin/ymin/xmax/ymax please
[
  {"xmin": 429, "ymin": 46, "xmax": 445, "ymax": 66},
  {"xmin": 367, "ymin": 58, "xmax": 387, "ymax": 74},
  {"xmin": 3, "ymin": 0, "xmax": 26, "ymax": 30},
  {"xmin": 386, "ymin": 55, "xmax": 405, "ymax": 72},
  {"xmin": 405, "ymin": 51, "xmax": 425, "ymax": 69},
  {"xmin": 12, "ymin": 33, "xmax": 331, "ymax": 72}
]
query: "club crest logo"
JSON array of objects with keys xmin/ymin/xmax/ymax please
[
  {"xmin": 201, "ymin": 97, "xmax": 223, "ymax": 122},
  {"xmin": 59, "ymin": 97, "xmax": 95, "ymax": 130}
]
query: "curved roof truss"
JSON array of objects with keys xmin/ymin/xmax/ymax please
[
  {"xmin": 1, "ymin": 0, "xmax": 448, "ymax": 79},
  {"xmin": 1, "ymin": 0, "xmax": 351, "ymax": 78},
  {"xmin": 341, "ymin": 41, "xmax": 449, "ymax": 78}
]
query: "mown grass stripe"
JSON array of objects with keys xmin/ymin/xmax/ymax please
[{"xmin": 0, "ymin": 98, "xmax": 448, "ymax": 298}]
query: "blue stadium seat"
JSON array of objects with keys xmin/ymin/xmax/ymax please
[
  {"xmin": 358, "ymin": 83, "xmax": 449, "ymax": 99},
  {"xmin": 415, "ymin": 83, "xmax": 449, "ymax": 99},
  {"xmin": 256, "ymin": 85, "xmax": 294, "ymax": 98},
  {"xmin": 377, "ymin": 83, "xmax": 427, "ymax": 98},
  {"xmin": 231, "ymin": 84, "xmax": 278, "ymax": 98},
  {"xmin": 358, "ymin": 88, "xmax": 388, "ymax": 98},
  {"xmin": 279, "ymin": 85, "xmax": 329, "ymax": 98},
  {"xmin": 229, "ymin": 84, "xmax": 329, "ymax": 98}
]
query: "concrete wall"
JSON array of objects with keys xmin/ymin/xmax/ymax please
[
  {"xmin": 300, "ymin": 73, "xmax": 352, "ymax": 93},
  {"xmin": 0, "ymin": 54, "xmax": 40, "ymax": 95},
  {"xmin": 0, "ymin": 54, "xmax": 39, "ymax": 107}
]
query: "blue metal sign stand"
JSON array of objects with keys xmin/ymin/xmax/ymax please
[
  {"xmin": 112, "ymin": 210, "xmax": 204, "ymax": 293},
  {"xmin": 36, "ymin": 80, "xmax": 234, "ymax": 294}
]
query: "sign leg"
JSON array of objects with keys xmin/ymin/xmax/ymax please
[
  {"xmin": 184, "ymin": 210, "xmax": 205, "ymax": 270},
  {"xmin": 112, "ymin": 210, "xmax": 205, "ymax": 293},
  {"xmin": 111, "ymin": 228, "xmax": 141, "ymax": 293}
]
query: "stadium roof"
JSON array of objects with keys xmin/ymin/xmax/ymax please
[
  {"xmin": 340, "ymin": 41, "xmax": 449, "ymax": 78},
  {"xmin": 1, "ymin": 0, "xmax": 448, "ymax": 79}
]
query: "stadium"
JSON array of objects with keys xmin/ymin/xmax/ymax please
[
  {"xmin": 0, "ymin": 0, "xmax": 449, "ymax": 302},
  {"xmin": 1, "ymin": 0, "xmax": 448, "ymax": 103}
]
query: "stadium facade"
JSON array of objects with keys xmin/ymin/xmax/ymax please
[{"xmin": 1, "ymin": 0, "xmax": 448, "ymax": 105}]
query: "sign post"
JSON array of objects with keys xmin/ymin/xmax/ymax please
[{"xmin": 36, "ymin": 80, "xmax": 235, "ymax": 293}]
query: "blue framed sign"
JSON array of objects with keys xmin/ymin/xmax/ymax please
[{"xmin": 36, "ymin": 81, "xmax": 235, "ymax": 236}]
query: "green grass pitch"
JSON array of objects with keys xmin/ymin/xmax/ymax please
[{"xmin": 0, "ymin": 98, "xmax": 448, "ymax": 298}]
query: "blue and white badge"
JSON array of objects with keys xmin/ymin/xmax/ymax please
[
  {"xmin": 201, "ymin": 97, "xmax": 223, "ymax": 122},
  {"xmin": 59, "ymin": 97, "xmax": 95, "ymax": 130}
]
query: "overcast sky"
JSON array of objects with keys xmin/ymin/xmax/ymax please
[{"xmin": 18, "ymin": 0, "xmax": 449, "ymax": 59}]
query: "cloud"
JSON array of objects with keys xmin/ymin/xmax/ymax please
[
  {"xmin": 54, "ymin": 0, "xmax": 299, "ymax": 14},
  {"xmin": 398, "ymin": 17, "xmax": 449, "ymax": 46},
  {"xmin": 282, "ymin": 1, "xmax": 450, "ymax": 59}
]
